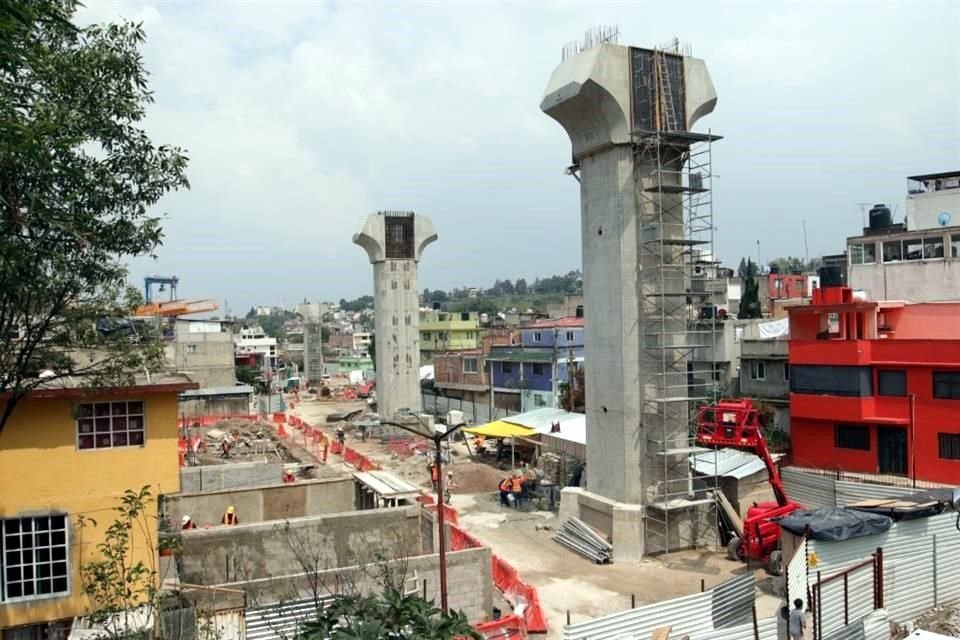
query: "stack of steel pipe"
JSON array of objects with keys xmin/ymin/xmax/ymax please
[{"xmin": 553, "ymin": 517, "xmax": 613, "ymax": 563}]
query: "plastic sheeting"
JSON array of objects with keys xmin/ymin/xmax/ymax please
[{"xmin": 778, "ymin": 508, "xmax": 893, "ymax": 541}]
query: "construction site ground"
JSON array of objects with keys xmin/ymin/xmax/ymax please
[{"xmin": 289, "ymin": 398, "xmax": 785, "ymax": 637}]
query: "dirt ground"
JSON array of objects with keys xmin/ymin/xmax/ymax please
[
  {"xmin": 449, "ymin": 492, "xmax": 782, "ymax": 637},
  {"xmin": 288, "ymin": 399, "xmax": 785, "ymax": 637}
]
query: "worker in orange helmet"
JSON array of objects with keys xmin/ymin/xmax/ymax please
[
  {"xmin": 221, "ymin": 505, "xmax": 238, "ymax": 525},
  {"xmin": 282, "ymin": 468, "xmax": 296, "ymax": 484}
]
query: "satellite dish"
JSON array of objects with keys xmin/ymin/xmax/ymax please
[{"xmin": 939, "ymin": 212, "xmax": 952, "ymax": 226}]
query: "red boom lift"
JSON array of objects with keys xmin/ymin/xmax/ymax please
[{"xmin": 695, "ymin": 398, "xmax": 801, "ymax": 575}]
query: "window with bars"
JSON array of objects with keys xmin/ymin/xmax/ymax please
[
  {"xmin": 938, "ymin": 433, "xmax": 960, "ymax": 460},
  {"xmin": 463, "ymin": 357, "xmax": 479, "ymax": 374},
  {"xmin": 76, "ymin": 401, "xmax": 145, "ymax": 450},
  {"xmin": 835, "ymin": 424, "xmax": 870, "ymax": 451},
  {"xmin": 1, "ymin": 515, "xmax": 69, "ymax": 603}
]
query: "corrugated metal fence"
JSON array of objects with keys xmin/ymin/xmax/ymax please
[
  {"xmin": 808, "ymin": 511, "xmax": 960, "ymax": 630},
  {"xmin": 562, "ymin": 573, "xmax": 776, "ymax": 640},
  {"xmin": 782, "ymin": 467, "xmax": 919, "ymax": 509},
  {"xmin": 245, "ymin": 597, "xmax": 330, "ymax": 640}
]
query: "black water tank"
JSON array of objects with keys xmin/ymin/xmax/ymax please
[
  {"xmin": 869, "ymin": 203, "xmax": 892, "ymax": 230},
  {"xmin": 575, "ymin": 304, "xmax": 584, "ymax": 318},
  {"xmin": 818, "ymin": 266, "xmax": 843, "ymax": 287},
  {"xmin": 769, "ymin": 265, "xmax": 780, "ymax": 275}
]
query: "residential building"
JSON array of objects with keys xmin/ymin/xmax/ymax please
[
  {"xmin": 487, "ymin": 317, "xmax": 584, "ymax": 412},
  {"xmin": 432, "ymin": 328, "xmax": 520, "ymax": 411},
  {"xmin": 234, "ymin": 325, "xmax": 278, "ymax": 371},
  {"xmin": 165, "ymin": 318, "xmax": 235, "ymax": 389},
  {"xmin": 738, "ymin": 320, "xmax": 791, "ymax": 433},
  {"xmin": 419, "ymin": 311, "xmax": 481, "ymax": 362},
  {"xmin": 847, "ymin": 172, "xmax": 960, "ymax": 302},
  {"xmin": 0, "ymin": 374, "xmax": 196, "ymax": 633},
  {"xmin": 787, "ymin": 283, "xmax": 960, "ymax": 484}
]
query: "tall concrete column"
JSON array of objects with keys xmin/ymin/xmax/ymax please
[
  {"xmin": 541, "ymin": 43, "xmax": 716, "ymax": 531},
  {"xmin": 354, "ymin": 212, "xmax": 437, "ymax": 419}
]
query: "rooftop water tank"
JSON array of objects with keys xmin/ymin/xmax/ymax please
[{"xmin": 869, "ymin": 204, "xmax": 892, "ymax": 230}]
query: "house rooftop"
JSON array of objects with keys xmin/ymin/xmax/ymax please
[
  {"xmin": 907, "ymin": 170, "xmax": 960, "ymax": 182},
  {"xmin": 4, "ymin": 373, "xmax": 198, "ymax": 399},
  {"xmin": 525, "ymin": 316, "xmax": 585, "ymax": 329}
]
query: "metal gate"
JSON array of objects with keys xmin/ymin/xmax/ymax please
[{"xmin": 810, "ymin": 550, "xmax": 883, "ymax": 640}]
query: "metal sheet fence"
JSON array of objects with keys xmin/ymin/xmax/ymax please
[
  {"xmin": 245, "ymin": 597, "xmax": 330, "ymax": 640},
  {"xmin": 783, "ymin": 466, "xmax": 933, "ymax": 509},
  {"xmin": 422, "ymin": 391, "xmax": 517, "ymax": 425},
  {"xmin": 563, "ymin": 573, "xmax": 776, "ymax": 640},
  {"xmin": 808, "ymin": 512, "xmax": 960, "ymax": 627},
  {"xmin": 787, "ymin": 538, "xmax": 808, "ymax": 609}
]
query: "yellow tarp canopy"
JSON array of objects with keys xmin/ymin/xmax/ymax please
[{"xmin": 462, "ymin": 420, "xmax": 536, "ymax": 438}]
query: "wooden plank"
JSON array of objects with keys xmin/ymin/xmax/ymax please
[
  {"xmin": 717, "ymin": 490, "xmax": 743, "ymax": 536},
  {"xmin": 650, "ymin": 627, "xmax": 672, "ymax": 640}
]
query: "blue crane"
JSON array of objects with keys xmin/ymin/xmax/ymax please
[{"xmin": 144, "ymin": 275, "xmax": 179, "ymax": 303}]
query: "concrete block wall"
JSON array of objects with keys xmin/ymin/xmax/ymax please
[
  {"xmin": 165, "ymin": 478, "xmax": 355, "ymax": 528},
  {"xmin": 179, "ymin": 507, "xmax": 422, "ymax": 585},
  {"xmin": 179, "ymin": 462, "xmax": 288, "ymax": 493},
  {"xmin": 222, "ymin": 547, "xmax": 492, "ymax": 623}
]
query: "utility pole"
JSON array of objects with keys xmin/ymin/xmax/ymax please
[{"xmin": 380, "ymin": 412, "xmax": 468, "ymax": 614}]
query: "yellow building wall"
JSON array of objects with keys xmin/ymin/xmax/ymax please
[{"xmin": 0, "ymin": 390, "xmax": 181, "ymax": 629}]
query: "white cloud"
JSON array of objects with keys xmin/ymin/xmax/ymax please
[{"xmin": 76, "ymin": 1, "xmax": 960, "ymax": 307}]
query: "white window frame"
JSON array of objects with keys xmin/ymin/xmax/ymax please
[
  {"xmin": 750, "ymin": 360, "xmax": 766, "ymax": 381},
  {"xmin": 533, "ymin": 332, "xmax": 542, "ymax": 343},
  {"xmin": 463, "ymin": 357, "xmax": 479, "ymax": 374},
  {"xmin": 0, "ymin": 514, "xmax": 70, "ymax": 603},
  {"xmin": 76, "ymin": 400, "xmax": 146, "ymax": 451},
  {"xmin": 565, "ymin": 331, "xmax": 575, "ymax": 341},
  {"xmin": 186, "ymin": 344, "xmax": 198, "ymax": 354}
]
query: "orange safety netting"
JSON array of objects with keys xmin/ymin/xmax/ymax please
[
  {"xmin": 474, "ymin": 614, "xmax": 528, "ymax": 639},
  {"xmin": 440, "ymin": 512, "xmax": 547, "ymax": 636}
]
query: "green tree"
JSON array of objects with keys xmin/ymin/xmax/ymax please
[
  {"xmin": 77, "ymin": 486, "xmax": 172, "ymax": 639},
  {"xmin": 736, "ymin": 257, "xmax": 748, "ymax": 278},
  {"xmin": 739, "ymin": 259, "xmax": 763, "ymax": 319},
  {"xmin": 339, "ymin": 296, "xmax": 374, "ymax": 312},
  {"xmin": 514, "ymin": 278, "xmax": 528, "ymax": 295},
  {"xmin": 296, "ymin": 587, "xmax": 480, "ymax": 640},
  {"xmin": 0, "ymin": 1, "xmax": 189, "ymax": 432}
]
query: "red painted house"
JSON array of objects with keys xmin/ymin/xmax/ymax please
[{"xmin": 788, "ymin": 285, "xmax": 960, "ymax": 484}]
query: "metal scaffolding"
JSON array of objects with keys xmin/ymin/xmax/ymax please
[{"xmin": 633, "ymin": 50, "xmax": 723, "ymax": 553}]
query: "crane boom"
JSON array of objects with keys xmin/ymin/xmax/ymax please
[{"xmin": 695, "ymin": 398, "xmax": 789, "ymax": 507}]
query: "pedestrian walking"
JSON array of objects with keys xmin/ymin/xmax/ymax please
[{"xmin": 788, "ymin": 598, "xmax": 806, "ymax": 640}]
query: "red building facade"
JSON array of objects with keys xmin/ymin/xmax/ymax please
[{"xmin": 788, "ymin": 286, "xmax": 960, "ymax": 484}]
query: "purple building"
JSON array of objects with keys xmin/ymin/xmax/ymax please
[{"xmin": 488, "ymin": 317, "xmax": 585, "ymax": 411}]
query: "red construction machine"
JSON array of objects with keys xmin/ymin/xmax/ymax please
[{"xmin": 695, "ymin": 398, "xmax": 801, "ymax": 575}]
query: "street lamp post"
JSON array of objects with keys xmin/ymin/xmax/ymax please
[{"xmin": 380, "ymin": 411, "xmax": 468, "ymax": 614}]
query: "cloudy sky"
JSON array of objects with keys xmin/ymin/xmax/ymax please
[{"xmin": 78, "ymin": 1, "xmax": 959, "ymax": 313}]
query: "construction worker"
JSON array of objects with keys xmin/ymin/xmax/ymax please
[
  {"xmin": 335, "ymin": 425, "xmax": 346, "ymax": 449},
  {"xmin": 221, "ymin": 506, "xmax": 238, "ymax": 526},
  {"xmin": 472, "ymin": 435, "xmax": 486, "ymax": 455},
  {"xmin": 319, "ymin": 432, "xmax": 329, "ymax": 463},
  {"xmin": 510, "ymin": 472, "xmax": 524, "ymax": 509},
  {"xmin": 444, "ymin": 470, "xmax": 454, "ymax": 505},
  {"xmin": 498, "ymin": 477, "xmax": 511, "ymax": 507},
  {"xmin": 220, "ymin": 438, "xmax": 231, "ymax": 459},
  {"xmin": 181, "ymin": 515, "xmax": 197, "ymax": 530},
  {"xmin": 282, "ymin": 468, "xmax": 296, "ymax": 484},
  {"xmin": 429, "ymin": 462, "xmax": 439, "ymax": 493}
]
